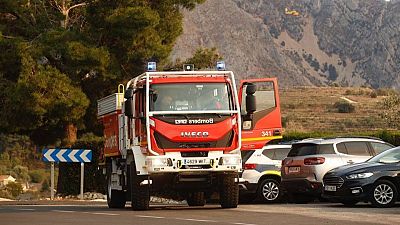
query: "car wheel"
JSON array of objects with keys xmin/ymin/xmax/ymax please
[
  {"xmin": 370, "ymin": 180, "xmax": 398, "ymax": 208},
  {"xmin": 340, "ymin": 200, "xmax": 358, "ymax": 206},
  {"xmin": 257, "ymin": 179, "xmax": 281, "ymax": 203}
]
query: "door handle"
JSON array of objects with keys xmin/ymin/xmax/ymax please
[{"xmin": 347, "ymin": 160, "xmax": 354, "ymax": 164}]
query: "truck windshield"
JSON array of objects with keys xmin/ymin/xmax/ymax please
[{"xmin": 150, "ymin": 83, "xmax": 233, "ymax": 112}]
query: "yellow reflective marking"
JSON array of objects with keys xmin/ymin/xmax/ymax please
[
  {"xmin": 241, "ymin": 136, "xmax": 283, "ymax": 142},
  {"xmin": 262, "ymin": 170, "xmax": 281, "ymax": 176},
  {"xmin": 104, "ymin": 152, "xmax": 121, "ymax": 157}
]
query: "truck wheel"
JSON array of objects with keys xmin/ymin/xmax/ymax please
[
  {"xmin": 257, "ymin": 179, "xmax": 281, "ymax": 203},
  {"xmin": 219, "ymin": 175, "xmax": 239, "ymax": 208},
  {"xmin": 370, "ymin": 180, "xmax": 397, "ymax": 208},
  {"xmin": 187, "ymin": 192, "xmax": 205, "ymax": 206},
  {"xmin": 106, "ymin": 164, "xmax": 126, "ymax": 208},
  {"xmin": 130, "ymin": 161, "xmax": 150, "ymax": 210}
]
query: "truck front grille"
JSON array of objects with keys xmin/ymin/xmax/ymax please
[
  {"xmin": 181, "ymin": 151, "xmax": 209, "ymax": 157},
  {"xmin": 153, "ymin": 131, "xmax": 233, "ymax": 149}
]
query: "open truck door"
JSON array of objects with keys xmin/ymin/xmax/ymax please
[{"xmin": 239, "ymin": 78, "xmax": 283, "ymax": 150}]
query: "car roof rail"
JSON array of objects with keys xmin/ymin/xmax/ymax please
[
  {"xmin": 276, "ymin": 140, "xmax": 300, "ymax": 145},
  {"xmin": 330, "ymin": 136, "xmax": 383, "ymax": 141}
]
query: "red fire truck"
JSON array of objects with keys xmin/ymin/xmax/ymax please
[{"xmin": 97, "ymin": 62, "xmax": 282, "ymax": 210}]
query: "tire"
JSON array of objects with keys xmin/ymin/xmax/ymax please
[
  {"xmin": 257, "ymin": 179, "xmax": 281, "ymax": 203},
  {"xmin": 340, "ymin": 200, "xmax": 358, "ymax": 206},
  {"xmin": 370, "ymin": 180, "xmax": 398, "ymax": 208},
  {"xmin": 290, "ymin": 194, "xmax": 314, "ymax": 204},
  {"xmin": 187, "ymin": 192, "xmax": 206, "ymax": 206},
  {"xmin": 130, "ymin": 161, "xmax": 150, "ymax": 210},
  {"xmin": 219, "ymin": 175, "xmax": 239, "ymax": 208},
  {"xmin": 106, "ymin": 163, "xmax": 126, "ymax": 208}
]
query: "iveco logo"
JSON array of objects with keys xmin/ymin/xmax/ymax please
[{"xmin": 180, "ymin": 131, "xmax": 209, "ymax": 138}]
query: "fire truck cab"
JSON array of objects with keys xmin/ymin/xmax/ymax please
[{"xmin": 97, "ymin": 62, "xmax": 282, "ymax": 210}]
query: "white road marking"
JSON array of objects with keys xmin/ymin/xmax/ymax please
[
  {"xmin": 232, "ymin": 223, "xmax": 257, "ymax": 225},
  {"xmin": 90, "ymin": 212, "xmax": 119, "ymax": 216},
  {"xmin": 52, "ymin": 210, "xmax": 76, "ymax": 213},
  {"xmin": 16, "ymin": 208, "xmax": 35, "ymax": 211},
  {"xmin": 175, "ymin": 218, "xmax": 217, "ymax": 223},
  {"xmin": 136, "ymin": 215, "xmax": 165, "ymax": 219}
]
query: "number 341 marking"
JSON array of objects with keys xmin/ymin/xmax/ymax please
[{"xmin": 261, "ymin": 131, "xmax": 273, "ymax": 137}]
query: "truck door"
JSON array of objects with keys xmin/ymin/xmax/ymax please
[{"xmin": 239, "ymin": 78, "xmax": 282, "ymax": 150}]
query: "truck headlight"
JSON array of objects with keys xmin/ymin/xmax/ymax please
[
  {"xmin": 146, "ymin": 158, "xmax": 172, "ymax": 167},
  {"xmin": 219, "ymin": 156, "xmax": 241, "ymax": 166},
  {"xmin": 346, "ymin": 172, "xmax": 373, "ymax": 179}
]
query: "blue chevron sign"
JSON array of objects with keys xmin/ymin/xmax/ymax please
[{"xmin": 42, "ymin": 149, "xmax": 92, "ymax": 163}]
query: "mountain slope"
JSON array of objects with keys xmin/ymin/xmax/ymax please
[{"xmin": 171, "ymin": 0, "xmax": 400, "ymax": 89}]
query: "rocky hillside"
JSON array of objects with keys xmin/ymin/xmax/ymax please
[{"xmin": 171, "ymin": 0, "xmax": 400, "ymax": 89}]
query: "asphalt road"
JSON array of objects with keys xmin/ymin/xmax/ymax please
[{"xmin": 0, "ymin": 202, "xmax": 399, "ymax": 225}]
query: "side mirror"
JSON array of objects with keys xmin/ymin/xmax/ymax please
[
  {"xmin": 124, "ymin": 88, "xmax": 135, "ymax": 99},
  {"xmin": 124, "ymin": 88, "xmax": 135, "ymax": 118},
  {"xmin": 246, "ymin": 95, "xmax": 256, "ymax": 114},
  {"xmin": 245, "ymin": 83, "xmax": 256, "ymax": 114},
  {"xmin": 246, "ymin": 83, "xmax": 257, "ymax": 95}
]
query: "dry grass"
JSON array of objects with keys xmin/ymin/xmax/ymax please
[{"xmin": 280, "ymin": 87, "xmax": 389, "ymax": 133}]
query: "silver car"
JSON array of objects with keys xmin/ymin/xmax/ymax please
[{"xmin": 281, "ymin": 137, "xmax": 394, "ymax": 203}]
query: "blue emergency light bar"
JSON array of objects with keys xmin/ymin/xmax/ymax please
[
  {"xmin": 147, "ymin": 62, "xmax": 157, "ymax": 72},
  {"xmin": 216, "ymin": 61, "xmax": 225, "ymax": 71}
]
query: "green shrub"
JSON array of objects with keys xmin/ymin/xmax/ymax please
[
  {"xmin": 0, "ymin": 189, "xmax": 13, "ymax": 199},
  {"xmin": 41, "ymin": 179, "xmax": 50, "ymax": 192},
  {"xmin": 5, "ymin": 182, "xmax": 23, "ymax": 198},
  {"xmin": 370, "ymin": 91, "xmax": 378, "ymax": 98},
  {"xmin": 29, "ymin": 170, "xmax": 45, "ymax": 183},
  {"xmin": 334, "ymin": 101, "xmax": 355, "ymax": 113}
]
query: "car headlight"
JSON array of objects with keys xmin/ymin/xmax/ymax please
[
  {"xmin": 345, "ymin": 172, "xmax": 373, "ymax": 179},
  {"xmin": 219, "ymin": 156, "xmax": 241, "ymax": 166}
]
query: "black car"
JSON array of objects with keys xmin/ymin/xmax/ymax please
[{"xmin": 322, "ymin": 146, "xmax": 400, "ymax": 207}]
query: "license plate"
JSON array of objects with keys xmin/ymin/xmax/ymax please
[
  {"xmin": 288, "ymin": 166, "xmax": 300, "ymax": 173},
  {"xmin": 183, "ymin": 158, "xmax": 210, "ymax": 165},
  {"xmin": 324, "ymin": 185, "xmax": 337, "ymax": 192}
]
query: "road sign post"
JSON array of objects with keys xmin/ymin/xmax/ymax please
[
  {"xmin": 80, "ymin": 163, "xmax": 84, "ymax": 200},
  {"xmin": 51, "ymin": 162, "xmax": 54, "ymax": 200},
  {"xmin": 42, "ymin": 149, "xmax": 92, "ymax": 200}
]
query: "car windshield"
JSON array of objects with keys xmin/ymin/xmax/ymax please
[
  {"xmin": 150, "ymin": 83, "xmax": 233, "ymax": 112},
  {"xmin": 287, "ymin": 143, "xmax": 335, "ymax": 157},
  {"xmin": 368, "ymin": 147, "xmax": 400, "ymax": 164}
]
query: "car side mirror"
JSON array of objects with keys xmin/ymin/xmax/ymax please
[
  {"xmin": 245, "ymin": 83, "xmax": 256, "ymax": 114},
  {"xmin": 124, "ymin": 88, "xmax": 135, "ymax": 118}
]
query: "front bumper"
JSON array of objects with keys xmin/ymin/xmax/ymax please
[
  {"xmin": 144, "ymin": 152, "xmax": 242, "ymax": 174},
  {"xmin": 322, "ymin": 177, "xmax": 374, "ymax": 202},
  {"xmin": 281, "ymin": 179, "xmax": 323, "ymax": 196}
]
